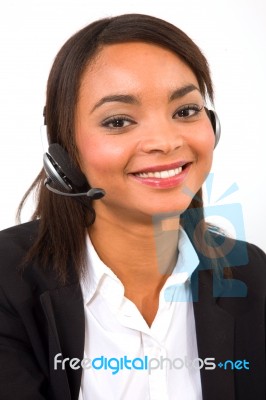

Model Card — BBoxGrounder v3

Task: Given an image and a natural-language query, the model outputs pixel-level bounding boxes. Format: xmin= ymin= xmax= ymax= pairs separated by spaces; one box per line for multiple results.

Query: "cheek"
xmin=76 ymin=133 xmax=127 ymax=185
xmin=187 ymin=123 xmax=215 ymax=189
xmin=192 ymin=122 xmax=215 ymax=163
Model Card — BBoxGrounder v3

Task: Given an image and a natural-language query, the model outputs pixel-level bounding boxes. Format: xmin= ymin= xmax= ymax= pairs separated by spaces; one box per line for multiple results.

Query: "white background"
xmin=0 ymin=0 xmax=265 ymax=251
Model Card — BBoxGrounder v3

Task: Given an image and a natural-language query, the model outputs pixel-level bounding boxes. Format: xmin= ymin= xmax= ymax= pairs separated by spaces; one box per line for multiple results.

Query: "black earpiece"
xmin=43 ymin=143 xmax=105 ymax=199
xmin=205 ymin=107 xmax=221 ymax=148
xmin=43 ymin=143 xmax=88 ymax=191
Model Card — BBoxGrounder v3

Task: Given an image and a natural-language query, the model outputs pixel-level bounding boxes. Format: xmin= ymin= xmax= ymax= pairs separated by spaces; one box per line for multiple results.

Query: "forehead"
xmin=79 ymin=42 xmax=199 ymax=98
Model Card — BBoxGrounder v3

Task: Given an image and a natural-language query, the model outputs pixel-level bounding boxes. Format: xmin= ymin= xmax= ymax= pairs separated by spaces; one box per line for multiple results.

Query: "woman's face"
xmin=75 ymin=42 xmax=215 ymax=223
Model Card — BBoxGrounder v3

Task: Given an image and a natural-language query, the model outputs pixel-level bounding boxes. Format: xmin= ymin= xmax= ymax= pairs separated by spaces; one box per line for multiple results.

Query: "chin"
xmin=141 ymin=199 xmax=194 ymax=219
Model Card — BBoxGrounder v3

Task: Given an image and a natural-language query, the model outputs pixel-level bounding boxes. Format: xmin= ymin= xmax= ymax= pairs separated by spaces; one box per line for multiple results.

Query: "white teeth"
xmin=160 ymin=170 xmax=169 ymax=178
xmin=135 ymin=167 xmax=183 ymax=179
xmin=168 ymin=169 xmax=175 ymax=177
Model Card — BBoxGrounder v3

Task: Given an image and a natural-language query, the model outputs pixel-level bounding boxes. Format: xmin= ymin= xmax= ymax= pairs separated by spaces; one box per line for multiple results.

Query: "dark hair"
xmin=18 ymin=13 xmax=221 ymax=284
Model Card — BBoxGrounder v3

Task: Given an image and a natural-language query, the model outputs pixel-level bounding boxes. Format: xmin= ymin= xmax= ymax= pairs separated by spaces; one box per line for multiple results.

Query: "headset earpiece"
xmin=205 ymin=107 xmax=221 ymax=148
xmin=43 ymin=143 xmax=88 ymax=192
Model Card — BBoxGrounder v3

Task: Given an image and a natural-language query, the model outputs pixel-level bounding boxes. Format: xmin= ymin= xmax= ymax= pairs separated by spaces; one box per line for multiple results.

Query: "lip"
xmin=131 ymin=160 xmax=189 ymax=174
xmin=129 ymin=162 xmax=192 ymax=189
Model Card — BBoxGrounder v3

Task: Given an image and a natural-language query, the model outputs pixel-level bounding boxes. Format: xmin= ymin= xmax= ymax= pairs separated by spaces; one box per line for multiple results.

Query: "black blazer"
xmin=0 ymin=221 xmax=265 ymax=400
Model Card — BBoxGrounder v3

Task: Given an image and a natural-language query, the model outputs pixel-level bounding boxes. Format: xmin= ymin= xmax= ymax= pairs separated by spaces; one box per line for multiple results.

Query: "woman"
xmin=0 ymin=13 xmax=265 ymax=400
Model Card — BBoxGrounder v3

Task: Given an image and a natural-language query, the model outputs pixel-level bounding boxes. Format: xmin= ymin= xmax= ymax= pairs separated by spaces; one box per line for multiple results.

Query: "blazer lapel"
xmin=40 ymin=283 xmax=85 ymax=400
xmin=192 ymin=269 xmax=236 ymax=400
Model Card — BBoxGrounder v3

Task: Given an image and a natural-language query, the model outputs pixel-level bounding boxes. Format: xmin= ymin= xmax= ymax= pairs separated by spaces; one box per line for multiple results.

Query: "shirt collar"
xmin=81 ymin=234 xmax=122 ymax=305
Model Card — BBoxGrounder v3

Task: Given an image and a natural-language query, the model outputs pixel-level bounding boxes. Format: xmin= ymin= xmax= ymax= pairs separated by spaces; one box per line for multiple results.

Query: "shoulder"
xmin=0 ymin=220 xmax=39 ymax=251
xmin=246 ymin=240 xmax=266 ymax=263
xmin=210 ymin=231 xmax=266 ymax=294
xmin=0 ymin=219 xmax=38 ymax=269
xmin=0 ymin=220 xmax=39 ymax=266
xmin=0 ymin=220 xmax=43 ymax=291
xmin=0 ymin=220 xmax=75 ymax=296
xmin=195 ymin=229 xmax=266 ymax=289
xmin=206 ymin=229 xmax=266 ymax=267
xmin=231 ymin=239 xmax=266 ymax=295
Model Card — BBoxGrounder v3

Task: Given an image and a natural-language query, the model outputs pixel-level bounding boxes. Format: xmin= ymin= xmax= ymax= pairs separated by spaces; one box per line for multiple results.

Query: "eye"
xmin=173 ymin=104 xmax=203 ymax=119
xmin=101 ymin=115 xmax=136 ymax=130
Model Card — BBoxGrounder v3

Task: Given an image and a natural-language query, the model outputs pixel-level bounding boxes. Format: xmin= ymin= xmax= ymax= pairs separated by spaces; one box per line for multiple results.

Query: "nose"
xmin=139 ymin=119 xmax=184 ymax=154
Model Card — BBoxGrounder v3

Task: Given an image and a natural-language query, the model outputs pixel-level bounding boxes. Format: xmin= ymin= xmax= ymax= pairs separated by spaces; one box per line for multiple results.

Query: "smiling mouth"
xmin=133 ymin=163 xmax=191 ymax=179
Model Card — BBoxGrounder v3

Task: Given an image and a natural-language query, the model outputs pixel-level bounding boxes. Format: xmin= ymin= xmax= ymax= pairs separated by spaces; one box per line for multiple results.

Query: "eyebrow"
xmin=91 ymin=84 xmax=200 ymax=113
xmin=91 ymin=94 xmax=139 ymax=113
xmin=169 ymin=84 xmax=200 ymax=102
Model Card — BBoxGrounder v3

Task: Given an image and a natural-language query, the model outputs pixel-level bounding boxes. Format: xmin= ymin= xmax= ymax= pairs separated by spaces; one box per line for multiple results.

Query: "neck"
xmin=88 ymin=209 xmax=180 ymax=326
xmin=88 ymin=210 xmax=180 ymax=293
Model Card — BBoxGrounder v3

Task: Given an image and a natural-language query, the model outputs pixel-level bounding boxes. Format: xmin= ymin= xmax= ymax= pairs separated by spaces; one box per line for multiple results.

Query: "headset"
xmin=206 ymin=108 xmax=221 ymax=148
xmin=43 ymin=143 xmax=105 ymax=199
xmin=43 ymin=108 xmax=221 ymax=198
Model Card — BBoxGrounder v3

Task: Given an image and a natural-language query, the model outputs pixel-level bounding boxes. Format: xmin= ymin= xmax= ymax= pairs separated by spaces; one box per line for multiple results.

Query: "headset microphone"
xmin=44 ymin=179 xmax=105 ymax=199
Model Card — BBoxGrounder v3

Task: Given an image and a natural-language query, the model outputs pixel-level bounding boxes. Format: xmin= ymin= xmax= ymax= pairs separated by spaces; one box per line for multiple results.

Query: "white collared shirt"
xmin=78 ymin=228 xmax=202 ymax=400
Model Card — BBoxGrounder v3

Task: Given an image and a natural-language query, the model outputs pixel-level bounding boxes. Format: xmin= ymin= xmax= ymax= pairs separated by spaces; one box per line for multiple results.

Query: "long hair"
xmin=18 ymin=13 xmax=222 ymax=284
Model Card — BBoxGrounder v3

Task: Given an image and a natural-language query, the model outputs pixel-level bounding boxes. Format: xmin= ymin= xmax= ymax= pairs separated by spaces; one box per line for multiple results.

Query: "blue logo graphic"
xmin=217 ymin=360 xmax=250 ymax=370
xmin=152 ymin=173 xmax=249 ymax=301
